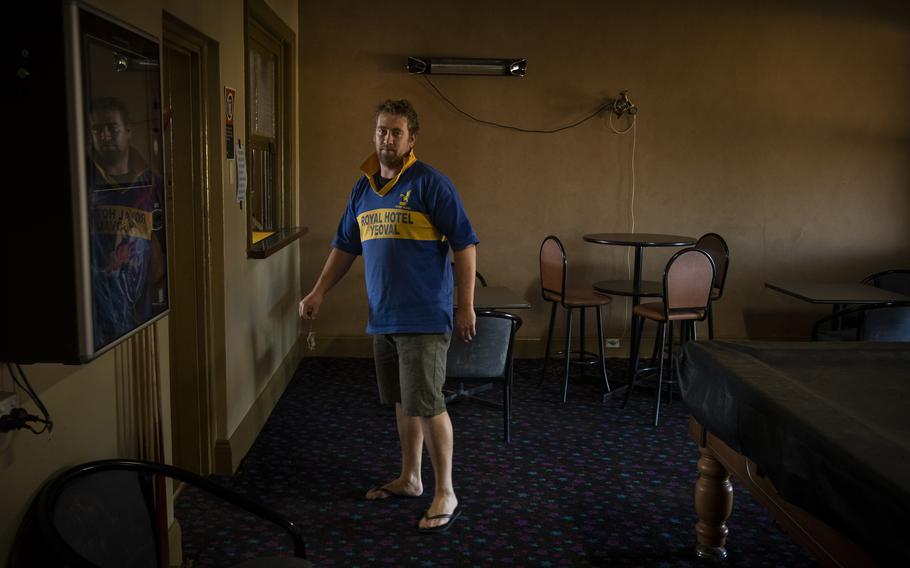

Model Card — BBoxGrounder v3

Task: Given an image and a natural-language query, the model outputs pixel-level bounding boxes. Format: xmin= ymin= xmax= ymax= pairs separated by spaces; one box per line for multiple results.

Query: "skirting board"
xmin=213 ymin=336 xmax=303 ymax=474
xmin=295 ymin=334 xmax=659 ymax=359
xmin=168 ymin=518 xmax=182 ymax=568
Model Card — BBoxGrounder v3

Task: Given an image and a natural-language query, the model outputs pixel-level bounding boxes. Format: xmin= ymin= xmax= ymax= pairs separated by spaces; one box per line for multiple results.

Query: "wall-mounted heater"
xmin=407 ymin=57 xmax=527 ymax=77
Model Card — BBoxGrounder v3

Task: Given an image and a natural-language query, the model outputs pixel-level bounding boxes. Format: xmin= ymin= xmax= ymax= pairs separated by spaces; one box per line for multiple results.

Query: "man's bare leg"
xmin=365 ymin=403 xmax=424 ymax=499
xmin=418 ymin=410 xmax=458 ymax=529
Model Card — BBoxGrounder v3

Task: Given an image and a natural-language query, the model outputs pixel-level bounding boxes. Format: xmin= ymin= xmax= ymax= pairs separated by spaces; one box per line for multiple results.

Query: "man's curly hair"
xmin=375 ymin=99 xmax=419 ymax=135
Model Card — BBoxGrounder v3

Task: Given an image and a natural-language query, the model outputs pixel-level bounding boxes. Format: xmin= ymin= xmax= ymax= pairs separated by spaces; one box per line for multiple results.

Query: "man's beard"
xmin=376 ymin=149 xmax=405 ymax=169
xmin=96 ymin=147 xmax=128 ymax=170
xmin=378 ymin=151 xmax=404 ymax=170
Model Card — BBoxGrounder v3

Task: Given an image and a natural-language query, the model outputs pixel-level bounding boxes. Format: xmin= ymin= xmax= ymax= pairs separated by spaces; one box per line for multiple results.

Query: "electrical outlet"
xmin=0 ymin=391 xmax=20 ymax=416
xmin=605 ymin=338 xmax=621 ymax=349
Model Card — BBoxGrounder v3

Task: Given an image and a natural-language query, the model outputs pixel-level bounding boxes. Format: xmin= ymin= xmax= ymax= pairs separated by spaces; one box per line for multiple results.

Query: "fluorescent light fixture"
xmin=407 ymin=57 xmax=527 ymax=77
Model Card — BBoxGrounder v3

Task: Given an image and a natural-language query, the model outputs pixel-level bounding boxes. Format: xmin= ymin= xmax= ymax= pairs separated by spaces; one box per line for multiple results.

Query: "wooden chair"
xmin=538 ymin=235 xmax=612 ymax=402
xmin=622 ymin=248 xmax=715 ymax=426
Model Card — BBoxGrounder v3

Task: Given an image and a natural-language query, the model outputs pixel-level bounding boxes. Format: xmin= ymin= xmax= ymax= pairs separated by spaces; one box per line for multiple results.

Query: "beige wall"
xmin=298 ymin=0 xmax=910 ymax=351
xmin=157 ymin=0 xmax=301 ymax=441
xmin=177 ymin=0 xmax=301 ymax=438
xmin=0 ymin=0 xmax=300 ymax=559
xmin=0 ymin=352 xmax=122 ymax=557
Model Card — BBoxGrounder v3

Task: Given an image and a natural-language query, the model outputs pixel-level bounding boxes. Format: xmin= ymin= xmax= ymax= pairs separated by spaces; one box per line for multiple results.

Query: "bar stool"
xmin=695 ymin=233 xmax=729 ymax=339
xmin=539 ymin=235 xmax=612 ymax=402
xmin=622 ymin=247 xmax=715 ymax=425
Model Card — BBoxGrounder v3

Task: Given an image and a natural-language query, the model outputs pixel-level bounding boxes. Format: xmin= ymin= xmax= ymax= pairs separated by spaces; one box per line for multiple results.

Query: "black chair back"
xmin=861 ymin=303 xmax=910 ymax=341
xmin=447 ymin=312 xmax=518 ymax=379
xmin=49 ymin=470 xmax=159 ymax=568
xmin=864 ymin=269 xmax=910 ymax=296
xmin=16 ymin=459 xmax=310 ymax=568
xmin=813 ymin=301 xmax=910 ymax=342
xmin=446 ymin=311 xmax=522 ymax=442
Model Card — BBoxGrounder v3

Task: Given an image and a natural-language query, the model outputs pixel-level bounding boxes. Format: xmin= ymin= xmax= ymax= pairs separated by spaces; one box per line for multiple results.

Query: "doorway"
xmin=162 ymin=15 xmax=225 ymax=475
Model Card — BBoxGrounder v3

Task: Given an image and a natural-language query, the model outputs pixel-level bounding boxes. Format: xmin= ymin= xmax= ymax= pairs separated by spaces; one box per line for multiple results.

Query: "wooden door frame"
xmin=162 ymin=13 xmax=226 ymax=475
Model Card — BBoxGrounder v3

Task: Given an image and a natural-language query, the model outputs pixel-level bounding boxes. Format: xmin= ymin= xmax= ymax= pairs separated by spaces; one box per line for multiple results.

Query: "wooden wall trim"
xmin=213 ymin=336 xmax=302 ymax=474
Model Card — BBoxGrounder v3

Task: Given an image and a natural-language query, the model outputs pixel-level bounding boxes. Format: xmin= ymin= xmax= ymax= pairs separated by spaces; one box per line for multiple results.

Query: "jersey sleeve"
xmin=330 ymin=182 xmax=363 ymax=256
xmin=428 ymin=176 xmax=479 ymax=251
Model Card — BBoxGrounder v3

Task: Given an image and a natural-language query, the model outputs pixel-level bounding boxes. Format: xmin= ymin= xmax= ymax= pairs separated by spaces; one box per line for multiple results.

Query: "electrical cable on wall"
xmin=608 ymin=112 xmax=637 ymax=272
xmin=422 ymin=75 xmax=640 ymax=347
xmin=1 ymin=363 xmax=53 ymax=434
xmin=423 ymin=76 xmax=616 ymax=134
xmin=608 ymin=109 xmax=638 ymax=343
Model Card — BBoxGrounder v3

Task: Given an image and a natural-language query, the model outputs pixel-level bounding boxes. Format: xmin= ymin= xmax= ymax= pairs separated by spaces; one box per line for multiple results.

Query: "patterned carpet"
xmin=176 ymin=357 xmax=814 ymax=567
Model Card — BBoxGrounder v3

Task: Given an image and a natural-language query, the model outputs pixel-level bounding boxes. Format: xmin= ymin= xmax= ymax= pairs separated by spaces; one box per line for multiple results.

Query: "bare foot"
xmin=418 ymin=493 xmax=459 ymax=529
xmin=365 ymin=477 xmax=423 ymax=500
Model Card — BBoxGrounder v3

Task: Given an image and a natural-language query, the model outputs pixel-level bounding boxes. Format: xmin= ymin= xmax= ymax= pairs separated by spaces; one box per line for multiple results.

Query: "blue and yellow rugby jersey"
xmin=332 ymin=152 xmax=478 ymax=334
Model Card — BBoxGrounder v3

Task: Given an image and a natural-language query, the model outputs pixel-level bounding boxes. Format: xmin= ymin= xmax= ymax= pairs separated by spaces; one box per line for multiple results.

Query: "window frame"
xmin=243 ymin=0 xmax=302 ymax=258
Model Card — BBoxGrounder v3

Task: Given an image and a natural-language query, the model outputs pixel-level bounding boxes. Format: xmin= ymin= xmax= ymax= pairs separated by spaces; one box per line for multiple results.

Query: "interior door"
xmin=162 ymin=40 xmax=209 ymax=475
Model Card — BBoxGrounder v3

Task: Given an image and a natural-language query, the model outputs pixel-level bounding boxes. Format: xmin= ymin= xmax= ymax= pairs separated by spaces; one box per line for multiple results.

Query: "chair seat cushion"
xmin=553 ymin=288 xmax=612 ymax=307
xmin=633 ymin=301 xmax=705 ymax=321
xmin=544 ymin=289 xmax=612 ymax=306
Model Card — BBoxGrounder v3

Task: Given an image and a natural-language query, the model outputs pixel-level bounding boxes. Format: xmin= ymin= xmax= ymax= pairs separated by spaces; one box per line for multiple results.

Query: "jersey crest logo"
xmin=397 ymin=190 xmax=412 ymax=209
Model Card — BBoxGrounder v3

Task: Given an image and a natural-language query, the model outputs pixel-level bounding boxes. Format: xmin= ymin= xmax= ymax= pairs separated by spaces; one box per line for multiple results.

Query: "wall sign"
xmin=225 ymin=86 xmax=235 ymax=159
xmin=236 ymin=140 xmax=247 ymax=204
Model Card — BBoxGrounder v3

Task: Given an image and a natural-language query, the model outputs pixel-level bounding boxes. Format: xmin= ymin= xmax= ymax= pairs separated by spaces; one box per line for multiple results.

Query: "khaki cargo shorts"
xmin=373 ymin=333 xmax=451 ymax=417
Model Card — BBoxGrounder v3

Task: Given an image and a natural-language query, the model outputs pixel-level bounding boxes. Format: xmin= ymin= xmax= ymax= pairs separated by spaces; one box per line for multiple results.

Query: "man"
xmin=298 ymin=99 xmax=477 ymax=533
xmin=88 ymin=96 xmax=167 ymax=348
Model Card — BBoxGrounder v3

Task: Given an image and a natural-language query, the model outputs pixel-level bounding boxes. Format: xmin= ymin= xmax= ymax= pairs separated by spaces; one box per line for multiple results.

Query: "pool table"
xmin=678 ymin=341 xmax=910 ymax=567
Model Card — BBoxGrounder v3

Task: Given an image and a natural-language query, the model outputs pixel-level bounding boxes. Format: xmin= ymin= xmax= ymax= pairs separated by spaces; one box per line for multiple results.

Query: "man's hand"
xmin=298 ymin=290 xmax=324 ymax=320
xmin=297 ymin=248 xmax=358 ymax=320
xmin=454 ymin=306 xmax=476 ymax=342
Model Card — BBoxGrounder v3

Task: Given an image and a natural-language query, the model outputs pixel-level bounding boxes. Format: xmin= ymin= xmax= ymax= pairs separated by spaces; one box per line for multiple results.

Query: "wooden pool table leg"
xmin=694 ymin=445 xmax=733 ymax=560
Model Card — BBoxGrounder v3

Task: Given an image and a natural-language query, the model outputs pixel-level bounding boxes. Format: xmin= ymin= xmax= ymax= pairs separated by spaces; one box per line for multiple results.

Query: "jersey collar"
xmin=360 ymin=151 xmax=417 ymax=196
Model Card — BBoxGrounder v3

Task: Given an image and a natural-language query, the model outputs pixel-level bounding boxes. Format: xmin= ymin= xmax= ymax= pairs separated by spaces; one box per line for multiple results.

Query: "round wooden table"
xmin=584 ymin=233 xmax=696 ymax=397
xmin=584 ymin=233 xmax=695 ymax=306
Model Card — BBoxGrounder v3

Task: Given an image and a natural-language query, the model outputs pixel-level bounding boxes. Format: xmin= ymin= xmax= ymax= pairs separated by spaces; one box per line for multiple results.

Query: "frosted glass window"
xmin=249 ymin=48 xmax=276 ymax=138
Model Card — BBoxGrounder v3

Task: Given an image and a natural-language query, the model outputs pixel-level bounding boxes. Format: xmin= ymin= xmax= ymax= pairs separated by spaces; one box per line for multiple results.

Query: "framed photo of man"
xmin=81 ymin=7 xmax=169 ymax=353
xmin=5 ymin=2 xmax=168 ymax=363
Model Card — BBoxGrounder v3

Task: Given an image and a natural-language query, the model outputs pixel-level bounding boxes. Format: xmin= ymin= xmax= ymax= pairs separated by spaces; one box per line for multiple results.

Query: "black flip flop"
xmin=418 ymin=505 xmax=463 ymax=534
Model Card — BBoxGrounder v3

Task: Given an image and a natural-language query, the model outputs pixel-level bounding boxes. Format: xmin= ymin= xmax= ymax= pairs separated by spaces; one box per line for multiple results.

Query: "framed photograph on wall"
xmin=80 ymin=6 xmax=169 ymax=353
xmin=3 ymin=1 xmax=168 ymax=363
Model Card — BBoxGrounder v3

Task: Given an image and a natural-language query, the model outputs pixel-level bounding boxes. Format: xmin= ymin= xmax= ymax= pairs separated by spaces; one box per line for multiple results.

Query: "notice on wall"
xmin=225 ymin=87 xmax=235 ymax=160
xmin=236 ymin=140 xmax=247 ymax=204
